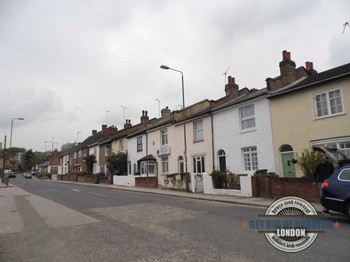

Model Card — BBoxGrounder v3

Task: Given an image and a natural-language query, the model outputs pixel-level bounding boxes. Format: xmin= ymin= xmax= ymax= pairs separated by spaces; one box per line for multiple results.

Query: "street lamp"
xmin=160 ymin=65 xmax=189 ymax=192
xmin=44 ymin=138 xmax=56 ymax=152
xmin=10 ymin=117 xmax=24 ymax=148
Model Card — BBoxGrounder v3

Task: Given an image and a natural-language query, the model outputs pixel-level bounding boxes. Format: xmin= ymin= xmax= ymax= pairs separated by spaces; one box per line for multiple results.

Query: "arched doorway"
xmin=218 ymin=150 xmax=226 ymax=172
xmin=280 ymin=144 xmax=296 ymax=177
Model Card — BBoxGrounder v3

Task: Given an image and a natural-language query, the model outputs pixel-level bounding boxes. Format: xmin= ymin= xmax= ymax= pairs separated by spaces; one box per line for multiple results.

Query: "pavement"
xmin=1 ymin=178 xmax=324 ymax=212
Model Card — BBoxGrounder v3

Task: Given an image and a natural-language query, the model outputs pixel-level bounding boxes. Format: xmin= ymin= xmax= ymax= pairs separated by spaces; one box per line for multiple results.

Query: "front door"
xmin=281 ymin=152 xmax=296 ymax=177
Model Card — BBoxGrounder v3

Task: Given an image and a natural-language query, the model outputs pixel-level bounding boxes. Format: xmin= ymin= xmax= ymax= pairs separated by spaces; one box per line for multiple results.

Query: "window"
xmin=148 ymin=161 xmax=155 ymax=174
xmin=137 ymin=136 xmax=143 ymax=152
xmin=194 ymin=120 xmax=204 ymax=142
xmin=119 ymin=140 xmax=124 ymax=151
xmin=74 ymin=152 xmax=77 ymax=159
xmin=162 ymin=157 xmax=169 ymax=173
xmin=161 ymin=128 xmax=168 ymax=145
xmin=128 ymin=161 xmax=131 ymax=175
xmin=105 ymin=145 xmax=111 ymax=156
xmin=240 ymin=105 xmax=255 ymax=130
xmin=93 ymin=146 xmax=97 ymax=155
xmin=242 ymin=147 xmax=258 ymax=171
xmin=193 ymin=156 xmax=205 ymax=173
xmin=315 ymin=89 xmax=343 ymax=117
xmin=339 ymin=169 xmax=350 ymax=181
xmin=218 ymin=150 xmax=226 ymax=172
xmin=78 ymin=150 xmax=82 ymax=158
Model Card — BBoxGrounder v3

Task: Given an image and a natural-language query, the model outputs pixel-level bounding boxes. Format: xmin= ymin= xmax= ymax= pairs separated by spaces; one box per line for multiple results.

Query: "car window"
xmin=338 ymin=168 xmax=350 ymax=181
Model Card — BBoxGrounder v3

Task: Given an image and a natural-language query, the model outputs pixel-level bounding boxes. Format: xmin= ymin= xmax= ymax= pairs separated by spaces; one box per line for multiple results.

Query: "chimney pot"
xmin=282 ymin=50 xmax=288 ymax=60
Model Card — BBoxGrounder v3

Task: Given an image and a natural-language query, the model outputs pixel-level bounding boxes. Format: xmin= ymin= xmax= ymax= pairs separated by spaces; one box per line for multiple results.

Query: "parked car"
xmin=313 ymin=146 xmax=350 ymax=218
xmin=23 ymin=172 xmax=32 ymax=179
xmin=5 ymin=169 xmax=16 ymax=178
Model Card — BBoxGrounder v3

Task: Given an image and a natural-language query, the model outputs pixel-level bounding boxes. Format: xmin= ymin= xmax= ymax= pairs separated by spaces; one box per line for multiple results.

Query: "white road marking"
xmin=73 ymin=189 xmax=81 ymax=192
xmin=87 ymin=192 xmax=107 ymax=197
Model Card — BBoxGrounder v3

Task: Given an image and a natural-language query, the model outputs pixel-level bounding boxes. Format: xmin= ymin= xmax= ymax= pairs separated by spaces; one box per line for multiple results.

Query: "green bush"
xmin=297 ymin=147 xmax=323 ymax=178
xmin=36 ymin=172 xmax=51 ymax=179
xmin=211 ymin=170 xmax=227 ymax=188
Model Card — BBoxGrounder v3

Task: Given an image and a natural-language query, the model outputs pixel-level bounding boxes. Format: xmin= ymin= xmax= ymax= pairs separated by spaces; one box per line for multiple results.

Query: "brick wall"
xmin=135 ymin=177 xmax=157 ymax=188
xmin=252 ymin=176 xmax=320 ymax=202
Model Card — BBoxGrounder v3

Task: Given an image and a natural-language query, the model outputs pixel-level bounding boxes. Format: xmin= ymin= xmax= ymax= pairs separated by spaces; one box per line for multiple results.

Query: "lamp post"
xmin=10 ymin=117 xmax=24 ymax=148
xmin=44 ymin=138 xmax=56 ymax=152
xmin=160 ymin=65 xmax=189 ymax=192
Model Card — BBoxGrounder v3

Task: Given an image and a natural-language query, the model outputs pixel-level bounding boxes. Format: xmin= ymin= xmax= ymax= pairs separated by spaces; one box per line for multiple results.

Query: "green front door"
xmin=281 ymin=152 xmax=296 ymax=177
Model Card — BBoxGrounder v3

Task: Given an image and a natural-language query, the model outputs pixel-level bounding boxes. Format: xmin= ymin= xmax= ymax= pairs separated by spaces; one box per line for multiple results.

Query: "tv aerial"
xmin=223 ymin=66 xmax=230 ymax=85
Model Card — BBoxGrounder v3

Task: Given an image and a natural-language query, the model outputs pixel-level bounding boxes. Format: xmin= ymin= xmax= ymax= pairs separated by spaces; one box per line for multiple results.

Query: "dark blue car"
xmin=313 ymin=146 xmax=350 ymax=218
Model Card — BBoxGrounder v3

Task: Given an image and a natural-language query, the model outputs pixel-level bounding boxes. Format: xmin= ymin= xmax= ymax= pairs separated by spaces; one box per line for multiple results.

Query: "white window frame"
xmin=162 ymin=157 xmax=169 ymax=173
xmin=194 ymin=120 xmax=204 ymax=142
xmin=314 ymin=88 xmax=344 ymax=118
xmin=161 ymin=128 xmax=168 ymax=146
xmin=242 ymin=146 xmax=258 ymax=171
xmin=193 ymin=156 xmax=205 ymax=173
xmin=239 ymin=104 xmax=256 ymax=131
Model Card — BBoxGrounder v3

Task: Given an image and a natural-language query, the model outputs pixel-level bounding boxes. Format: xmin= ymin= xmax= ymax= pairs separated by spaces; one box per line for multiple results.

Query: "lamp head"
xmin=160 ymin=65 xmax=170 ymax=70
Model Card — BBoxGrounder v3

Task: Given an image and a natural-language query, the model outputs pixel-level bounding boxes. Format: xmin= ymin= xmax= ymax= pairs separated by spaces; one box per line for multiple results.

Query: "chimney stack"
xmin=225 ymin=76 xmax=239 ymax=98
xmin=124 ymin=119 xmax=132 ymax=129
xmin=161 ymin=106 xmax=171 ymax=119
xmin=140 ymin=110 xmax=149 ymax=124
xmin=92 ymin=130 xmax=97 ymax=135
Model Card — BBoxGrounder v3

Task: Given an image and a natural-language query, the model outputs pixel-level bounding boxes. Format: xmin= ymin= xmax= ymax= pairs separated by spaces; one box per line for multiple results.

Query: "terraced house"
xmin=55 ymin=50 xmax=350 ymax=191
xmin=267 ymin=50 xmax=350 ymax=177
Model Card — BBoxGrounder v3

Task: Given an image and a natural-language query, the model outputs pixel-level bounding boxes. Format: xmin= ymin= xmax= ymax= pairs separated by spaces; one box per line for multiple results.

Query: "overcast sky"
xmin=1 ymin=0 xmax=349 ymax=152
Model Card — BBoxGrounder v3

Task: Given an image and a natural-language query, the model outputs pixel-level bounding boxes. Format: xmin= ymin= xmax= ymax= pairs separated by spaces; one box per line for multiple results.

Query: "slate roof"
xmin=268 ymin=63 xmax=350 ymax=98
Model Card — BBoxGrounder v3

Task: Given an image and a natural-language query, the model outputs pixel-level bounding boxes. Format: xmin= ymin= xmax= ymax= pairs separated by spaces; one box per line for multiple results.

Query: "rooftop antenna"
xmin=156 ymin=99 xmax=161 ymax=117
xmin=343 ymin=21 xmax=350 ymax=33
xmin=106 ymin=110 xmax=111 ymax=126
xmin=121 ymin=105 xmax=127 ymax=124
xmin=223 ymin=66 xmax=230 ymax=85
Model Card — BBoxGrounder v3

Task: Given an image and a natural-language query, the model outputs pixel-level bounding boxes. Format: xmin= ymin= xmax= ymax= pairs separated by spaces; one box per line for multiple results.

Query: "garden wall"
xmin=251 ymin=176 xmax=320 ymax=202
xmin=135 ymin=176 xmax=157 ymax=188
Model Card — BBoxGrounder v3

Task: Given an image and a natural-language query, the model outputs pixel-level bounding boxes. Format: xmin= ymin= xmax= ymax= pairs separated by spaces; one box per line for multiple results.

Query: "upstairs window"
xmin=240 ymin=105 xmax=255 ymax=130
xmin=194 ymin=120 xmax=204 ymax=142
xmin=315 ymin=89 xmax=343 ymax=118
xmin=137 ymin=136 xmax=143 ymax=152
xmin=161 ymin=128 xmax=168 ymax=145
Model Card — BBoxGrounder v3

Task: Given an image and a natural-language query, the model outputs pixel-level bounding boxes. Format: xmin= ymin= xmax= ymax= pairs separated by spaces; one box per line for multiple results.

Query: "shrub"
xmin=297 ymin=147 xmax=323 ymax=178
xmin=211 ymin=170 xmax=227 ymax=188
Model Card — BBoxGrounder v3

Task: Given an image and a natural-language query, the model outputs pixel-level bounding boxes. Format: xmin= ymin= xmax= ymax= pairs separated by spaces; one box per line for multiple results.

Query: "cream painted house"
xmin=268 ymin=50 xmax=350 ymax=177
xmin=146 ymin=101 xmax=214 ymax=191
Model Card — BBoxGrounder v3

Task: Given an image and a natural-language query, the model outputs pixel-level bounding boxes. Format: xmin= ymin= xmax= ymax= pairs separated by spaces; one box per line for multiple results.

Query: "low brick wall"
xmin=272 ymin=177 xmax=320 ymax=202
xmin=135 ymin=176 xmax=157 ymax=188
xmin=252 ymin=176 xmax=320 ymax=202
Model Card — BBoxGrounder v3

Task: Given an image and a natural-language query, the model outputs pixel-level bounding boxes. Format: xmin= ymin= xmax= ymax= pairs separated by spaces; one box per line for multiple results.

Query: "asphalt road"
xmin=1 ymin=175 xmax=349 ymax=262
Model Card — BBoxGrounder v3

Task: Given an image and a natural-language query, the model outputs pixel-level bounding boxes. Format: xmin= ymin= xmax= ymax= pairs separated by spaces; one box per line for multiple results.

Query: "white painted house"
xmin=212 ymin=77 xmax=275 ymax=175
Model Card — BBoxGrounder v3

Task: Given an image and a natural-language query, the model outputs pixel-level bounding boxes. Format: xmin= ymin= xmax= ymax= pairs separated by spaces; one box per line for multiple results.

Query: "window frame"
xmin=242 ymin=146 xmax=258 ymax=171
xmin=193 ymin=156 xmax=205 ymax=174
xmin=160 ymin=128 xmax=168 ymax=146
xmin=314 ymin=88 xmax=344 ymax=118
xmin=162 ymin=156 xmax=169 ymax=173
xmin=193 ymin=120 xmax=204 ymax=142
xmin=239 ymin=104 xmax=256 ymax=131
xmin=137 ymin=136 xmax=143 ymax=152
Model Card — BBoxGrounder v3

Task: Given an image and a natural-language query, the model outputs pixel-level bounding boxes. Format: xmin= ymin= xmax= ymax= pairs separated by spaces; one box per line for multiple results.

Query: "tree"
xmin=296 ymin=147 xmax=323 ymax=178
xmin=84 ymin=155 xmax=96 ymax=175
xmin=23 ymin=149 xmax=35 ymax=171
xmin=106 ymin=152 xmax=128 ymax=176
